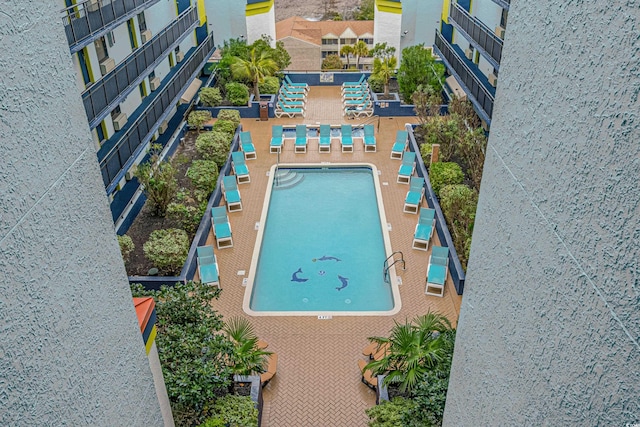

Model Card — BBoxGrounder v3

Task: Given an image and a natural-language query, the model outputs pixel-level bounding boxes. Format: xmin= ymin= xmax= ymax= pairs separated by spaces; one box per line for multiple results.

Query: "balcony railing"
xmin=62 ymin=0 xmax=160 ymax=54
xmin=449 ymin=2 xmax=503 ymax=69
xmin=82 ymin=7 xmax=199 ymax=128
xmin=434 ymin=31 xmax=494 ymax=123
xmin=99 ymin=33 xmax=216 ymax=193
xmin=490 ymin=0 xmax=510 ymax=10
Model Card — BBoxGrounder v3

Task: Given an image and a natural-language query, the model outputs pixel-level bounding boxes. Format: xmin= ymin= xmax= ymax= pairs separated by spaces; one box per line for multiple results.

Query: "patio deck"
xmin=200 ymin=86 xmax=462 ymax=426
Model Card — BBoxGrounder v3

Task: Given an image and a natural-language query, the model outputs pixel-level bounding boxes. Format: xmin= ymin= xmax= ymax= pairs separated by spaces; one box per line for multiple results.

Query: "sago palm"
xmin=230 ymin=48 xmax=278 ymax=99
xmin=364 ymin=311 xmax=453 ymax=393
xmin=223 ymin=316 xmax=272 ymax=376
xmin=372 ymin=56 xmax=397 ymax=96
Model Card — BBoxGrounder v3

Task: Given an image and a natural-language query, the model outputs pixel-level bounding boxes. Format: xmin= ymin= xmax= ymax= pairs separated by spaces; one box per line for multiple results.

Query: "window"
xmin=322 ymin=38 xmax=338 ymax=45
xmin=110 ymin=105 xmax=122 ymax=120
xmin=137 ymin=12 xmax=147 ymax=32
xmin=106 ymin=31 xmax=115 ymax=48
xmin=500 ymin=9 xmax=508 ymax=28
xmin=96 ymin=121 xmax=106 ymax=144
xmin=94 ymin=37 xmax=108 ymax=62
xmin=322 ymin=51 xmax=339 ymax=58
xmin=77 ymin=48 xmax=92 ymax=86
xmin=360 ymin=38 xmax=373 ymax=45
xmin=340 ymin=38 xmax=356 ymax=45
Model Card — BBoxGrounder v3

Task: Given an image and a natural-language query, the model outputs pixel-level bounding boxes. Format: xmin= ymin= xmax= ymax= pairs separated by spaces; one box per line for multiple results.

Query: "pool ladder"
xmin=383 ymin=251 xmax=405 ymax=283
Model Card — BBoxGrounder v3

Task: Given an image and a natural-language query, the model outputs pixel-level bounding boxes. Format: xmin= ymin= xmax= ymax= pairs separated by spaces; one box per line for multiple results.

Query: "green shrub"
xmin=186 ymin=160 xmax=219 ymax=202
xmin=199 ymin=87 xmax=222 ymax=107
xmin=420 ymin=143 xmax=433 ymax=165
xmin=368 ymin=74 xmax=384 ymax=93
xmin=166 ymin=203 xmax=201 ymax=233
xmin=365 ymin=398 xmax=417 ymax=427
xmin=258 ymin=76 xmax=280 ymax=94
xmin=198 ymin=417 xmax=226 ymax=427
xmin=429 ymin=162 xmax=464 ymax=197
xmin=117 ymin=235 xmax=135 ymax=263
xmin=196 ymin=131 xmax=232 ymax=162
xmin=187 ymin=110 xmax=212 ymax=132
xmin=143 ymin=228 xmax=189 ymax=274
xmin=212 ymin=119 xmax=237 ymax=137
xmin=225 ymin=82 xmax=250 ymax=106
xmin=206 ymin=395 xmax=258 ymax=427
xmin=322 ymin=54 xmax=344 ymax=70
xmin=439 ymin=184 xmax=477 ymax=269
xmin=135 ymin=161 xmax=179 ymax=217
xmin=217 ymin=109 xmax=241 ymax=129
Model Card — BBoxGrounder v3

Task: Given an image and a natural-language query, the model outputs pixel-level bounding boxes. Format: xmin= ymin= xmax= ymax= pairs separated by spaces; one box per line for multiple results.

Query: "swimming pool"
xmin=243 ymin=164 xmax=401 ymax=316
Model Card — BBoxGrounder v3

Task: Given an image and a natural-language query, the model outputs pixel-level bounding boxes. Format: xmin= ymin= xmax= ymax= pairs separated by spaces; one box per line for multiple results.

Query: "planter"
xmin=233 ymin=375 xmax=263 ymax=427
xmin=196 ymin=94 xmax=276 ymax=119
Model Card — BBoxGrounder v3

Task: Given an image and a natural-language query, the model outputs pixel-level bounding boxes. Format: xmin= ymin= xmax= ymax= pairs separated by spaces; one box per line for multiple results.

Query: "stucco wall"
xmin=443 ymin=0 xmax=640 ymax=425
xmin=0 ymin=3 xmax=163 ymax=425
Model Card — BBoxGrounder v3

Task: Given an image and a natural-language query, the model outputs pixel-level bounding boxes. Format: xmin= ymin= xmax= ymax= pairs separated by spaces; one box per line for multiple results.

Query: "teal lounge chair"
xmin=270 ymin=125 xmax=283 ymax=153
xmin=210 ymin=206 xmax=233 ymax=249
xmin=390 ymin=130 xmax=408 ymax=159
xmin=222 ymin=175 xmax=242 ymax=212
xmin=342 ymin=74 xmax=366 ymax=88
xmin=282 ymin=81 xmax=307 ymax=94
xmin=240 ymin=131 xmax=256 ymax=160
xmin=425 ymin=246 xmax=449 ymax=297
xmin=344 ymin=94 xmax=370 ymax=106
xmin=275 ymin=100 xmax=304 ymax=118
xmin=295 ymin=124 xmax=308 ymax=153
xmin=412 ymin=207 xmax=435 ymax=251
xmin=196 ymin=245 xmax=220 ymax=288
xmin=345 ymin=99 xmax=373 ymax=118
xmin=319 ymin=124 xmax=332 ymax=153
xmin=231 ymin=151 xmax=250 ymax=184
xmin=404 ymin=177 xmax=425 ymax=213
xmin=341 ymin=124 xmax=353 ymax=152
xmin=342 ymin=83 xmax=368 ymax=93
xmin=342 ymin=89 xmax=369 ymax=101
xmin=397 ymin=151 xmax=416 ymax=184
xmin=279 ymin=90 xmax=306 ymax=102
xmin=284 ymin=75 xmax=309 ymax=90
xmin=280 ymin=97 xmax=305 ymax=107
xmin=364 ymin=124 xmax=376 ymax=152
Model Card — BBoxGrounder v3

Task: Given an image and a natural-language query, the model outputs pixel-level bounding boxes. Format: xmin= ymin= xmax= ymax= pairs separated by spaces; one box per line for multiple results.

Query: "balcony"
xmin=449 ymin=2 xmax=503 ymax=70
xmin=82 ymin=7 xmax=199 ymax=128
xmin=62 ymin=0 xmax=160 ymax=54
xmin=98 ymin=33 xmax=216 ymax=193
xmin=433 ymin=31 xmax=494 ymax=124
xmin=490 ymin=0 xmax=510 ymax=10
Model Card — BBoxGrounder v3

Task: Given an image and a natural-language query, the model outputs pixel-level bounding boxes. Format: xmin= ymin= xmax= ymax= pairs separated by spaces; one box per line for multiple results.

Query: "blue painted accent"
xmin=286 ymin=72 xmax=371 ymax=86
xmin=96 ymin=121 xmax=105 ymax=141
xmin=441 ymin=22 xmax=454 ymax=42
xmin=77 ymin=48 xmax=91 ymax=86
xmin=406 ymin=124 xmax=465 ymax=294
xmin=195 ymin=22 xmax=208 ymax=45
xmin=457 ymin=0 xmax=471 ymax=11
xmin=176 ymin=0 xmax=191 ymax=14
xmin=141 ymin=308 xmax=156 ymax=344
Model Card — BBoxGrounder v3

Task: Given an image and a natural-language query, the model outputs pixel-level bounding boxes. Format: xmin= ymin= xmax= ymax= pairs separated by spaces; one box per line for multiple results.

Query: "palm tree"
xmin=364 ymin=311 xmax=453 ymax=393
xmin=230 ymin=48 xmax=278 ymax=99
xmin=372 ymin=55 xmax=397 ymax=96
xmin=352 ymin=40 xmax=369 ymax=69
xmin=340 ymin=44 xmax=355 ymax=69
xmin=223 ymin=317 xmax=272 ymax=376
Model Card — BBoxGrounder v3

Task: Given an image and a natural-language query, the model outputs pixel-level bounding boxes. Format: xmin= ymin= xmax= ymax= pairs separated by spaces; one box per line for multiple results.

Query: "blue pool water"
xmin=249 ymin=167 xmax=394 ymax=312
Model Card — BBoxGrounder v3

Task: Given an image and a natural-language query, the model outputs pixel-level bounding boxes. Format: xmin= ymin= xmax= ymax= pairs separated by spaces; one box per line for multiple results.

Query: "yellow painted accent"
xmin=84 ymin=47 xmax=95 ymax=83
xmin=375 ymin=0 xmax=402 ymax=14
xmin=145 ymin=325 xmax=157 ymax=355
xmin=128 ymin=19 xmax=139 ymax=49
xmin=197 ymin=0 xmax=206 ymax=26
xmin=441 ymin=0 xmax=451 ymax=24
xmin=245 ymin=0 xmax=274 ymax=16
xmin=474 ymin=50 xmax=480 ymax=64
xmin=100 ymin=121 xmax=108 ymax=141
xmin=140 ymin=81 xmax=148 ymax=97
xmin=169 ymin=53 xmax=175 ymax=67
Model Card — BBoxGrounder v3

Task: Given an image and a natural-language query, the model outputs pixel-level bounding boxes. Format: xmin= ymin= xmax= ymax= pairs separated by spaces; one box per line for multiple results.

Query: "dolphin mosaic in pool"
xmin=291 ymin=268 xmax=309 ymax=282
xmin=336 ymin=275 xmax=349 ymax=291
xmin=318 ymin=255 xmax=342 ymax=262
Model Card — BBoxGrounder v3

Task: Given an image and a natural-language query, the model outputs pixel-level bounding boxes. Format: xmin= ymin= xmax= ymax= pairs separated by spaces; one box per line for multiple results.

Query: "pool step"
xmin=274 ymin=170 xmax=305 ymax=189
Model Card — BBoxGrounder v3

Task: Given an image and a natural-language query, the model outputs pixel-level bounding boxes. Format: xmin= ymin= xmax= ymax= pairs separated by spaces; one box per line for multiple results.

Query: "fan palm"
xmin=340 ymin=44 xmax=355 ymax=69
xmin=223 ymin=316 xmax=272 ymax=376
xmin=372 ymin=56 xmax=397 ymax=96
xmin=352 ymin=40 xmax=369 ymax=69
xmin=364 ymin=311 xmax=453 ymax=393
xmin=230 ymin=48 xmax=278 ymax=99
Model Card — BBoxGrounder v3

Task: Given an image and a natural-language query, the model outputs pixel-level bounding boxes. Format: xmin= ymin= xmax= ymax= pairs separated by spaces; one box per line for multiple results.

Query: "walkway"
xmin=204 ymin=86 xmax=462 ymax=426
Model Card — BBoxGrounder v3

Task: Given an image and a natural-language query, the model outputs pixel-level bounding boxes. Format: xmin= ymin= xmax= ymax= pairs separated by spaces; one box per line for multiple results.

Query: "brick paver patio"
xmin=203 ymin=86 xmax=462 ymax=426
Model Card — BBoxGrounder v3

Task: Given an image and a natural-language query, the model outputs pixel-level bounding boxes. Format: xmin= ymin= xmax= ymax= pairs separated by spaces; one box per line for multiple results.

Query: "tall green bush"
xmin=199 ymin=87 xmax=222 ymax=107
xmin=188 ymin=110 xmax=212 ymax=133
xmin=212 ymin=119 xmax=237 ymax=137
xmin=187 ymin=160 xmax=219 ymax=202
xmin=322 ymin=54 xmax=344 ymax=70
xmin=166 ymin=203 xmax=201 ymax=234
xmin=135 ymin=161 xmax=178 ymax=216
xmin=258 ymin=76 xmax=279 ymax=94
xmin=196 ymin=131 xmax=232 ymax=168
xmin=117 ymin=234 xmax=135 ymax=263
xmin=143 ymin=228 xmax=189 ymax=274
xmin=225 ymin=82 xmax=250 ymax=106
xmin=397 ymin=44 xmax=445 ymax=104
xmin=428 ymin=162 xmax=464 ymax=196
xmin=439 ymin=184 xmax=478 ymax=269
xmin=217 ymin=109 xmax=241 ymax=129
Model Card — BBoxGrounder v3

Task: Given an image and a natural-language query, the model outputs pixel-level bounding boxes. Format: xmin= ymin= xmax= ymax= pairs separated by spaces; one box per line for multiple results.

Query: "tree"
xmin=135 ymin=160 xmax=178 ymax=216
xmin=230 ymin=48 xmax=278 ymax=99
xmin=354 ymin=0 xmax=375 ymax=20
xmin=372 ymin=55 xmax=397 ymax=96
xmin=352 ymin=40 xmax=370 ymax=69
xmin=322 ymin=54 xmax=344 ymax=70
xmin=340 ymin=44 xmax=355 ymax=68
xmin=397 ymin=44 xmax=445 ymax=103
xmin=223 ymin=317 xmax=271 ymax=377
xmin=131 ymin=281 xmax=235 ymax=426
xmin=412 ymin=84 xmax=442 ymax=125
xmin=364 ymin=312 xmax=454 ymax=393
xmin=371 ymin=42 xmax=396 ymax=61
